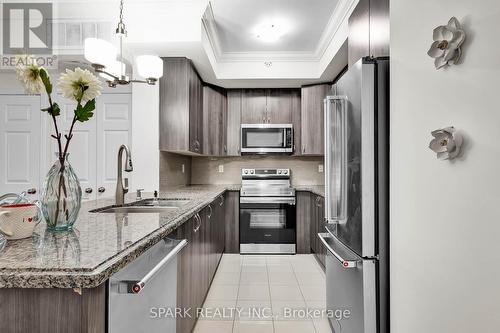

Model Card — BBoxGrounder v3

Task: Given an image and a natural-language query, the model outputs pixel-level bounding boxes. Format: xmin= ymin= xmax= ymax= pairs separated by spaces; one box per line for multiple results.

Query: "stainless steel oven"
xmin=239 ymin=168 xmax=296 ymax=254
xmin=241 ymin=124 xmax=293 ymax=154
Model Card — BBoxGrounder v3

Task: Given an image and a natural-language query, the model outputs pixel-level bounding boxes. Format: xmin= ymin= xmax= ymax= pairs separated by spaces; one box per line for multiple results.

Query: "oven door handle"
xmin=240 ymin=197 xmax=296 ymax=205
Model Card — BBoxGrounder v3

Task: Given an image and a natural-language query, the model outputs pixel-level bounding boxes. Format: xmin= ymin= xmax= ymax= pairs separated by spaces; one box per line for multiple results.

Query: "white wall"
xmin=391 ymin=1 xmax=500 ymax=332
xmin=130 ymin=64 xmax=159 ymax=193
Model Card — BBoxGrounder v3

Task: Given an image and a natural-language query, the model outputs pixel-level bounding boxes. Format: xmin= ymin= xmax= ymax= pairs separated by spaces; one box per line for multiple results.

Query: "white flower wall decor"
xmin=427 ymin=17 xmax=466 ymax=69
xmin=429 ymin=126 xmax=463 ymax=160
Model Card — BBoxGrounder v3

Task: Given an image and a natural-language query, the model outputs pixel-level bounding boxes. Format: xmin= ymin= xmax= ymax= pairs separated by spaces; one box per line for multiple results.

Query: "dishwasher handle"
xmin=123 ymin=239 xmax=188 ymax=294
xmin=318 ymin=233 xmax=358 ymax=268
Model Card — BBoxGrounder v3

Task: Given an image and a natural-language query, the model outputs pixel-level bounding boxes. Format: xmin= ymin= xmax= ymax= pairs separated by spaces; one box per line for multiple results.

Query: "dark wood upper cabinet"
xmin=203 ymin=85 xmax=227 ymax=156
xmin=240 ymin=88 xmax=299 ymax=124
xmin=241 ymin=89 xmax=267 ymax=123
xmin=300 ymin=84 xmax=330 ymax=155
xmin=348 ymin=0 xmax=389 ymax=67
xmin=159 ymin=57 xmax=203 ymax=154
xmin=226 ymin=90 xmax=242 ymax=156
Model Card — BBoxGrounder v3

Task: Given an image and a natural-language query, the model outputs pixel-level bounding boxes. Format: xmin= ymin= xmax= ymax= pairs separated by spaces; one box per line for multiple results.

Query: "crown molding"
xmin=202 ymin=0 xmax=357 ymax=63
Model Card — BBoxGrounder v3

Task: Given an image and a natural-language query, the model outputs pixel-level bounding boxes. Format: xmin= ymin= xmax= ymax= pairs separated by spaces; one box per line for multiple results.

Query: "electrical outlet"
xmin=318 ymin=164 xmax=324 ymax=173
xmin=218 ymin=165 xmax=224 ymax=173
xmin=181 ymin=164 xmax=185 ymax=174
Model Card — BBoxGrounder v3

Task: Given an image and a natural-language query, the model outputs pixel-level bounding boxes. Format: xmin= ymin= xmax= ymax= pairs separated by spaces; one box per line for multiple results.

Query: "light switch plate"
xmin=218 ymin=165 xmax=224 ymax=173
xmin=318 ymin=164 xmax=324 ymax=173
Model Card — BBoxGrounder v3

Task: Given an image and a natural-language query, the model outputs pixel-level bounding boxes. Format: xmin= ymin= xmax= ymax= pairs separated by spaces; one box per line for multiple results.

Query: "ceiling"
xmin=211 ymin=0 xmax=340 ymax=53
xmin=49 ymin=0 xmax=357 ymax=88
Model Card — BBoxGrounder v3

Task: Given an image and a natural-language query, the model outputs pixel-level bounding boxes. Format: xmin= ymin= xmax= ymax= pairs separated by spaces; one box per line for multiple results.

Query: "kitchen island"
xmin=0 ymin=185 xmax=239 ymax=333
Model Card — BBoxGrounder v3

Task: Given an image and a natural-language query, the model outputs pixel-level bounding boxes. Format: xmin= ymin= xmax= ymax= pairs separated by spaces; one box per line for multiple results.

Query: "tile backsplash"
xmin=159 ymin=152 xmax=192 ymax=189
xmin=190 ymin=155 xmax=324 ymax=185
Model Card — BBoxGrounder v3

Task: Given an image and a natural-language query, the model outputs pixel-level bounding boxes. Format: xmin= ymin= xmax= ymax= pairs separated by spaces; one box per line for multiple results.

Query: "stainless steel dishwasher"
xmin=108 ymin=237 xmax=187 ymax=333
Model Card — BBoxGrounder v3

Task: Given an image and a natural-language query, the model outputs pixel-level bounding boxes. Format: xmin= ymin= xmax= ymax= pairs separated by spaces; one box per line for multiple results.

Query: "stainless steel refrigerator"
xmin=320 ymin=57 xmax=389 ymax=333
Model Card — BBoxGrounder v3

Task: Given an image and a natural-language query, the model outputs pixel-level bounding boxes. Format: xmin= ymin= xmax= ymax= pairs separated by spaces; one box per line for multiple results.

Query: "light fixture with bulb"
xmin=84 ymin=0 xmax=163 ymax=87
xmin=254 ymin=21 xmax=287 ymax=43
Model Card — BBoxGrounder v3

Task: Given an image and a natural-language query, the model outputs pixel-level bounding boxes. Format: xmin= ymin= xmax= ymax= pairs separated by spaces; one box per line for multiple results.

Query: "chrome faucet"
xmin=116 ymin=144 xmax=133 ymax=205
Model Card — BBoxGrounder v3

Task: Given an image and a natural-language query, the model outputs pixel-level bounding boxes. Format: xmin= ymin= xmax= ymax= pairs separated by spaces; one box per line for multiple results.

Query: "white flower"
xmin=429 ymin=127 xmax=463 ymax=160
xmin=15 ymin=57 xmax=45 ymax=94
xmin=427 ymin=17 xmax=466 ymax=69
xmin=57 ymin=67 xmax=102 ymax=103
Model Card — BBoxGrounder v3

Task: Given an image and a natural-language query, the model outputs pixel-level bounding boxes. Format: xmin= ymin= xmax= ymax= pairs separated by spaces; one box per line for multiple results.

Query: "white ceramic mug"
xmin=0 ymin=203 xmax=38 ymax=240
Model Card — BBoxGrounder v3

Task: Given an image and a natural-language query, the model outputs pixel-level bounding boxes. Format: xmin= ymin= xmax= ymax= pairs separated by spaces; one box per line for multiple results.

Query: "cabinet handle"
xmin=219 ymin=195 xmax=224 ymax=207
xmin=316 ymin=196 xmax=321 ymax=207
xmin=26 ymin=188 xmax=37 ymax=195
xmin=85 ymin=188 xmax=93 ymax=194
xmin=193 ymin=213 xmax=201 ymax=233
xmin=98 ymin=187 xmax=106 ymax=193
xmin=208 ymin=204 xmax=213 ymax=220
xmin=194 ymin=140 xmax=200 ymax=152
xmin=302 ymin=146 xmax=306 ymax=154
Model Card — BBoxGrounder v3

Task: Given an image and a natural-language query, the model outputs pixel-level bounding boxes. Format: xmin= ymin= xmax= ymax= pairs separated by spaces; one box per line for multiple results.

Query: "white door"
xmin=0 ymin=95 xmax=41 ymax=198
xmin=96 ymin=94 xmax=132 ymax=199
xmin=49 ymin=95 xmax=97 ymax=201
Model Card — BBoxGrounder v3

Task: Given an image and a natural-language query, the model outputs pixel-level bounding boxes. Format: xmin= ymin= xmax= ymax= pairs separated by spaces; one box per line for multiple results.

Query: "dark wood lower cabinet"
xmin=224 ymin=191 xmax=239 ymax=253
xmin=297 ymin=191 xmax=326 ymax=270
xmin=0 ymin=285 xmax=106 ymax=333
xmin=176 ymin=194 xmax=228 ymax=333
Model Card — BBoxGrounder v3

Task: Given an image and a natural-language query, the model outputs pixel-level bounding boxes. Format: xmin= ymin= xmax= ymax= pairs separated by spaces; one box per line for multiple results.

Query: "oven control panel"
xmin=242 ymin=168 xmax=290 ymax=176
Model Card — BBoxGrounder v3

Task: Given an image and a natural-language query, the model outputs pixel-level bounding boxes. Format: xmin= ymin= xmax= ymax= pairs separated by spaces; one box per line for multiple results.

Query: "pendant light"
xmin=84 ymin=0 xmax=163 ymax=87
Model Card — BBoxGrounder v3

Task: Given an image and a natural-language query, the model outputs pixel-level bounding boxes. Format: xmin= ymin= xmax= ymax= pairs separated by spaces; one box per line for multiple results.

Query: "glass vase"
xmin=41 ymin=154 xmax=82 ymax=231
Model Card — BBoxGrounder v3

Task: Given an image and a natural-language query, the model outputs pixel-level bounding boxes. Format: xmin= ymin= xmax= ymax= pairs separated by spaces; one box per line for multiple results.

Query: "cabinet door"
xmin=176 ymin=218 xmax=195 ymax=333
xmin=224 ymin=191 xmax=240 ymax=253
xmin=310 ymin=194 xmax=318 ymax=253
xmin=317 ymin=196 xmax=326 ymax=267
xmin=188 ymin=65 xmax=203 ymax=154
xmin=241 ymin=89 xmax=266 ymax=123
xmin=226 ymin=90 xmax=241 ymax=156
xmin=96 ymin=94 xmax=132 ymax=199
xmin=0 ymin=95 xmax=41 ymax=197
xmin=296 ymin=192 xmax=311 ymax=254
xmin=266 ymin=89 xmax=294 ymax=124
xmin=300 ymin=84 xmax=330 ymax=155
xmin=203 ymin=86 xmax=227 ymax=156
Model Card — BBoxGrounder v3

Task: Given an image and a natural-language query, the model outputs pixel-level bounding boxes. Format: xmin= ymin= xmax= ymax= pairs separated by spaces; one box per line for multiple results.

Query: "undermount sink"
xmin=92 ymin=199 xmax=191 ymax=214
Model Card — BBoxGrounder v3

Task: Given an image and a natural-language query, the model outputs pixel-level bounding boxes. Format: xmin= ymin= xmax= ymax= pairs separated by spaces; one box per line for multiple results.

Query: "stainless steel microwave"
xmin=241 ymin=124 xmax=293 ymax=154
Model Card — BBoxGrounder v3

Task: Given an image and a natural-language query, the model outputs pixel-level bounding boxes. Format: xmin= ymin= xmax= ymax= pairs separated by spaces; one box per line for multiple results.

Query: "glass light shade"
xmin=99 ymin=60 xmax=126 ymax=80
xmin=136 ymin=55 xmax=163 ymax=79
xmin=84 ymin=38 xmax=117 ymax=67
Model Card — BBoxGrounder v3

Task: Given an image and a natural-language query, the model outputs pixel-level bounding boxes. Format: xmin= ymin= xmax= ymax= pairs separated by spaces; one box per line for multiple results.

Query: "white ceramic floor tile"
xmin=200 ymin=300 xmax=238 ymax=321
xmin=206 ymin=285 xmax=239 ymax=301
xmin=274 ymin=320 xmax=316 ymax=333
xmin=268 ymin=272 xmax=298 ymax=285
xmin=291 ymin=262 xmax=322 ymax=273
xmin=193 ymin=320 xmax=234 ymax=333
xmin=299 ymin=285 xmax=326 ymax=301
xmin=266 ymin=255 xmax=292 ymax=265
xmin=241 ymin=265 xmax=268 ymax=273
xmin=235 ymin=299 xmax=273 ymax=321
xmin=233 ymin=320 xmax=274 ymax=333
xmin=242 ymin=256 xmax=267 ymax=265
xmin=271 ymin=300 xmax=307 ymax=321
xmin=267 ymin=264 xmax=294 ymax=273
xmin=270 ymin=285 xmax=304 ymax=301
xmin=218 ymin=261 xmax=243 ymax=273
xmin=238 ymin=285 xmax=271 ymax=301
xmin=239 ymin=271 xmax=268 ymax=285
xmin=295 ymin=271 xmax=325 ymax=286
xmin=212 ymin=272 xmax=241 ymax=285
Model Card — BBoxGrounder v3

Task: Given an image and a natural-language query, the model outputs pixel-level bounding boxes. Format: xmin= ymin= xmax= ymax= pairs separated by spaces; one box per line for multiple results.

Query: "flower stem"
xmin=47 ymin=94 xmax=63 ymax=162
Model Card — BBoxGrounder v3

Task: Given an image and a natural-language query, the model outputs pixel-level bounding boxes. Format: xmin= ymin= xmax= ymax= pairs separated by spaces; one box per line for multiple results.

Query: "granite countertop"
xmin=0 ymin=185 xmax=239 ymax=289
xmin=294 ymin=185 xmax=325 ymax=197
xmin=0 ymin=184 xmax=322 ymax=289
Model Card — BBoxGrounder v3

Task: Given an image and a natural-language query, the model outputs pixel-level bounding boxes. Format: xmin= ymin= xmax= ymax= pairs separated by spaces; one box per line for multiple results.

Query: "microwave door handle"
xmin=283 ymin=129 xmax=287 ymax=148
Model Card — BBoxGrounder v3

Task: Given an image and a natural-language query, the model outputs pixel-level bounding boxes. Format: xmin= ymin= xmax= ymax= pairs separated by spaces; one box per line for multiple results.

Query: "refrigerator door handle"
xmin=318 ymin=233 xmax=358 ymax=268
xmin=324 ymin=95 xmax=348 ymax=224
